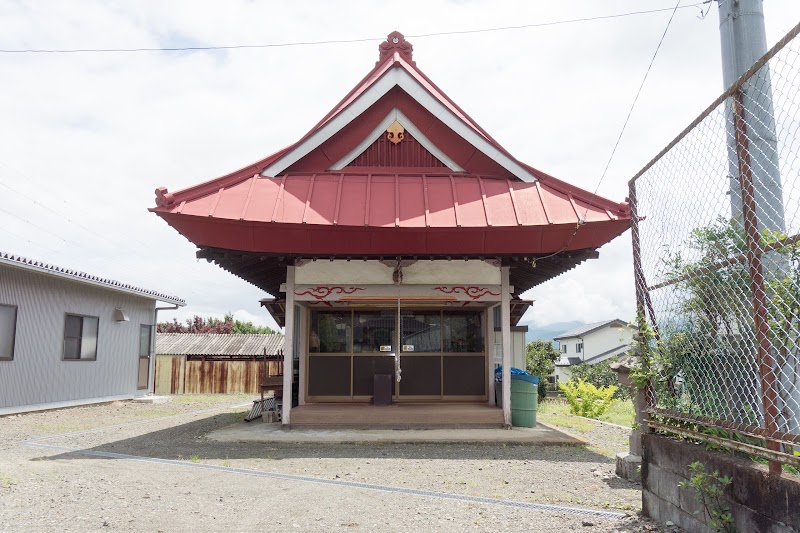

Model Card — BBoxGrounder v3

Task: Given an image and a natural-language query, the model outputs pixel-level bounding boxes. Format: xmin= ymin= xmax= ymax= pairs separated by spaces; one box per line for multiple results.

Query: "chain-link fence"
xmin=630 ymin=22 xmax=800 ymax=472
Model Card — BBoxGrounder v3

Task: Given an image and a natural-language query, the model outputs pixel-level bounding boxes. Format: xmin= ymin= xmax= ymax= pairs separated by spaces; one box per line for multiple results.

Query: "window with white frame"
xmin=0 ymin=304 xmax=17 ymax=361
xmin=560 ymin=343 xmax=567 ymax=353
xmin=576 ymin=342 xmax=583 ymax=353
xmin=63 ymin=314 xmax=99 ymax=361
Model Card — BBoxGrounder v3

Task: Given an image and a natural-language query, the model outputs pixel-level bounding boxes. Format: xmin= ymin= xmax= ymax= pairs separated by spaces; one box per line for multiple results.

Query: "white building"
xmin=0 ymin=252 xmax=184 ymax=415
xmin=552 ymin=319 xmax=634 ymax=384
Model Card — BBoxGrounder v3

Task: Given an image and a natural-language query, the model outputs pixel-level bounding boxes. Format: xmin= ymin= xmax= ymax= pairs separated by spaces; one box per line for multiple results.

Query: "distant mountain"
xmin=517 ymin=320 xmax=586 ymax=345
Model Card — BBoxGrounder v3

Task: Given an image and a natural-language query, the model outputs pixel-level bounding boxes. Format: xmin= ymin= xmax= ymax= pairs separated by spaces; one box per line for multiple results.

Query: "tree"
xmin=525 ymin=340 xmax=560 ymax=401
xmin=157 ymin=313 xmax=275 ymax=334
xmin=525 ymin=339 xmax=559 ymax=377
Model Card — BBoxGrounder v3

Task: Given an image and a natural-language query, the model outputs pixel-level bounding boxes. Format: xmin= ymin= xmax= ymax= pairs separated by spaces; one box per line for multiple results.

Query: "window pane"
xmin=353 ymin=311 xmax=395 ymax=353
xmin=80 ymin=316 xmax=98 ymax=359
xmin=64 ymin=337 xmax=80 ymax=359
xmin=400 ymin=311 xmax=440 ymax=352
xmin=139 ymin=325 xmax=152 ymax=357
xmin=65 ymin=314 xmax=82 ymax=338
xmin=309 ymin=311 xmax=350 ymax=353
xmin=0 ymin=305 xmax=16 ymax=359
xmin=443 ymin=312 xmax=484 ymax=352
xmin=138 ymin=357 xmax=149 ymax=389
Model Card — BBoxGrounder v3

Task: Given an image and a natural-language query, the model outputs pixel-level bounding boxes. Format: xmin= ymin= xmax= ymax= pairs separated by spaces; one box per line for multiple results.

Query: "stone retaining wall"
xmin=642 ymin=434 xmax=800 ymax=532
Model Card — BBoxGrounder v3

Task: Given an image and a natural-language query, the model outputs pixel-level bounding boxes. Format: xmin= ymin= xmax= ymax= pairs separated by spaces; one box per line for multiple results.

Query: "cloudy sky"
xmin=1 ymin=0 xmax=798 ymax=331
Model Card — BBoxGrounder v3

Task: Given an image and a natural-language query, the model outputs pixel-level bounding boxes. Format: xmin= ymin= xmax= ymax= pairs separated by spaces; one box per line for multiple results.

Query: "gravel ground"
xmin=0 ymin=397 xmax=681 ymax=532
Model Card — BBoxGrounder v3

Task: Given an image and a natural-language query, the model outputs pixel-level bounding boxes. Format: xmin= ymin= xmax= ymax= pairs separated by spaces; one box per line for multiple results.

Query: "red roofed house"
xmin=150 ymin=32 xmax=630 ymax=427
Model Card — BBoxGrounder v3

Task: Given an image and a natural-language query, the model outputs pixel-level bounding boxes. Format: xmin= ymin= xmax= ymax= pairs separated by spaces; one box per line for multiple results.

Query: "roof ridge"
xmin=0 ymin=250 xmax=185 ymax=306
xmin=151 ymin=32 xmax=556 ymax=211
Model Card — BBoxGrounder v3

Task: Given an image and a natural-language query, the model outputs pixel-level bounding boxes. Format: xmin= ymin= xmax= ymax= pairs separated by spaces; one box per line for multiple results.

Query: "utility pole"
xmin=718 ymin=0 xmax=798 ymax=440
xmin=718 ymin=0 xmax=785 ymax=234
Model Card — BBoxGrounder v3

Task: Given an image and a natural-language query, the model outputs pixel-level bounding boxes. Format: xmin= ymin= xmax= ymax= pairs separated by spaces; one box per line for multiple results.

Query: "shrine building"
xmin=150 ymin=32 xmax=630 ymax=427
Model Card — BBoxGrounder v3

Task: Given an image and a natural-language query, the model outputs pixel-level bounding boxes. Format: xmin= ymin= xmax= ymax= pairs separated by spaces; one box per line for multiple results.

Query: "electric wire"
xmin=0 ymin=1 xmax=695 ymax=303
xmin=0 ymin=170 xmax=152 ymax=253
xmin=0 ymin=161 xmax=242 ymax=299
xmin=0 ymin=3 xmax=707 ymax=54
xmin=532 ymin=0 xmax=682 ymax=269
xmin=0 ymin=197 xmax=224 ymax=301
xmin=592 ymin=0 xmax=682 ymax=199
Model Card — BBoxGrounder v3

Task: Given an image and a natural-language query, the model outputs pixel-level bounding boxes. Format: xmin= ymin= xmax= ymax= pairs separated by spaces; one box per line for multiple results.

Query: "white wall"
xmin=584 ymin=325 xmax=633 ymax=360
xmin=493 ymin=329 xmax=526 ymax=371
xmin=295 ymin=259 xmax=500 ymax=285
xmin=0 ymin=265 xmax=156 ymax=413
xmin=557 ymin=324 xmax=633 ymax=362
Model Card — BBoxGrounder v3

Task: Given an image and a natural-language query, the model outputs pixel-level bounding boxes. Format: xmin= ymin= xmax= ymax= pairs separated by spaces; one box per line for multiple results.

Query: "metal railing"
xmin=630 ymin=22 xmax=800 ymax=474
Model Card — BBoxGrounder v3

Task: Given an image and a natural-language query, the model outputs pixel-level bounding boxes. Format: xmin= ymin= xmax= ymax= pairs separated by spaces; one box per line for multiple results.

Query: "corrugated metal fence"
xmin=154 ymin=333 xmax=285 ymax=395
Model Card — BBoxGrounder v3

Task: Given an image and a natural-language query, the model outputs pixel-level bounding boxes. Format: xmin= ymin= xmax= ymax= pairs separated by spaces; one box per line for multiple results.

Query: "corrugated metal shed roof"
xmin=0 ymin=250 xmax=185 ymax=306
xmin=156 ymin=333 xmax=284 ymax=356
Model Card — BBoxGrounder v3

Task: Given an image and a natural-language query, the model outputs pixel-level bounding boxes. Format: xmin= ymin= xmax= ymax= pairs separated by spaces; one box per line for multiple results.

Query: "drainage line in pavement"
xmin=24 ymin=441 xmax=626 ymax=520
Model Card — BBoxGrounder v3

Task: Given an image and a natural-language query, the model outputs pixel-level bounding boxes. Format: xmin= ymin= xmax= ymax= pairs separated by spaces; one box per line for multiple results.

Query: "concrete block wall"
xmin=642 ymin=434 xmax=800 ymax=532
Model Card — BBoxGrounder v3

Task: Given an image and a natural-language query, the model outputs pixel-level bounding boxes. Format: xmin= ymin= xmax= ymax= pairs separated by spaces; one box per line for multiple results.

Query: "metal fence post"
xmin=732 ymin=88 xmax=783 ymax=476
xmin=629 ymin=181 xmax=654 ymax=430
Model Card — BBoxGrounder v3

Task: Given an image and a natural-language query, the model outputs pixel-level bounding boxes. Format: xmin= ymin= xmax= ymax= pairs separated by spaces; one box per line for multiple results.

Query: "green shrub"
xmin=568 ymin=357 xmax=629 ymax=400
xmin=559 ymin=378 xmax=617 ymax=418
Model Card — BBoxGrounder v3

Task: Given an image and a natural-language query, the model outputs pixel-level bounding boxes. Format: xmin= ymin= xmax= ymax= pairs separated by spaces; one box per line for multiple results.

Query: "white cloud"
xmin=1 ymin=0 xmax=798 ymax=329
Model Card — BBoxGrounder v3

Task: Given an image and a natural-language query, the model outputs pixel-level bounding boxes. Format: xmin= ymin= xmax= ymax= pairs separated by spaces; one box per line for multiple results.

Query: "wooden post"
xmin=297 ymin=305 xmax=307 ymax=406
xmin=487 ymin=305 xmax=497 ymax=406
xmin=501 ymin=266 xmax=512 ymax=428
xmin=282 ymin=265 xmax=296 ymax=426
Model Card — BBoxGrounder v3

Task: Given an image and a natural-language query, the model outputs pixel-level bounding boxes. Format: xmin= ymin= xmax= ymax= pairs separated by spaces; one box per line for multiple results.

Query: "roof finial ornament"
xmin=378 ymin=31 xmax=413 ymax=64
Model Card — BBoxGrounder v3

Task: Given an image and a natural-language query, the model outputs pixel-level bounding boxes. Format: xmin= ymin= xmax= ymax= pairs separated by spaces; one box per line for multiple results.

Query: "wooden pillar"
xmin=487 ymin=306 xmax=496 ymax=406
xmin=297 ymin=305 xmax=307 ymax=406
xmin=501 ymin=266 xmax=512 ymax=428
xmin=282 ymin=265 xmax=296 ymax=426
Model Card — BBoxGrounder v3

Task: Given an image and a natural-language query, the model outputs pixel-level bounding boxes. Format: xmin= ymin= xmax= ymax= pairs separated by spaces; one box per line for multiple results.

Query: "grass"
xmin=538 ymin=409 xmax=594 ymax=433
xmin=539 ymin=398 xmax=634 ymax=428
xmin=599 ymin=399 xmax=636 ymax=427
xmin=1 ymin=475 xmax=17 ymax=486
xmin=189 ymin=454 xmax=201 ymax=463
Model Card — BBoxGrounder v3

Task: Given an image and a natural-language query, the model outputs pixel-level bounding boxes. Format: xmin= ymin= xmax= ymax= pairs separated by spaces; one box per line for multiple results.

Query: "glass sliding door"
xmin=308 ymin=310 xmax=352 ymax=398
xmin=352 ymin=310 xmax=396 ymax=398
xmin=399 ymin=310 xmax=442 ymax=398
xmin=306 ymin=308 xmax=487 ymax=402
xmin=442 ymin=312 xmax=486 ymax=397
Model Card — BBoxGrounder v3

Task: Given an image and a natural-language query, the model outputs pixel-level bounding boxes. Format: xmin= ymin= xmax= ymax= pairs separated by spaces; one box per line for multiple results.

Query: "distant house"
xmin=552 ymin=319 xmax=634 ymax=384
xmin=0 ymin=251 xmax=184 ymax=415
xmin=155 ymin=333 xmax=284 ymax=395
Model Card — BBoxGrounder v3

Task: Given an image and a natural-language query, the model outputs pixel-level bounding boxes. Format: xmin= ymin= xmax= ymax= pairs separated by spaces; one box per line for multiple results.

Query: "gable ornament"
xmin=386 ymin=120 xmax=405 ymax=145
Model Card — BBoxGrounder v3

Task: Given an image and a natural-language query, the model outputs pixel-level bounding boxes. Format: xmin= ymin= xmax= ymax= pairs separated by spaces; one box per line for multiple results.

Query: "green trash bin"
xmin=510 ymin=374 xmax=539 ymax=427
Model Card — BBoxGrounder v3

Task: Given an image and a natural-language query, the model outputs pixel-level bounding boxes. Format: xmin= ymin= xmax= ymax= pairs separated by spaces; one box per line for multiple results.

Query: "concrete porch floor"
xmin=208 ymin=403 xmax=587 ymax=445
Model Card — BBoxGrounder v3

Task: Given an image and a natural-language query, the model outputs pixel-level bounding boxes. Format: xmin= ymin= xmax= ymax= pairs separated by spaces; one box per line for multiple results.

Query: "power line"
xmin=0 ymin=160 xmax=264 ymax=299
xmin=0 ymin=165 xmax=152 ymax=253
xmin=591 ymin=0 xmax=682 ymax=198
xmin=0 ymin=226 xmax=68 ymax=259
xmin=0 ymin=3 xmax=707 ymax=54
xmin=533 ymin=0 xmax=684 ymax=268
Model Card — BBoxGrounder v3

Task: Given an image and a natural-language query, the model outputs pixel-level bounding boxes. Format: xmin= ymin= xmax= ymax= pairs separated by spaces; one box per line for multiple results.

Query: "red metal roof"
xmin=154 ymin=172 xmax=628 ymax=256
xmin=151 ymin=31 xmax=630 ymax=260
